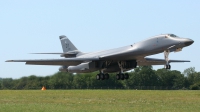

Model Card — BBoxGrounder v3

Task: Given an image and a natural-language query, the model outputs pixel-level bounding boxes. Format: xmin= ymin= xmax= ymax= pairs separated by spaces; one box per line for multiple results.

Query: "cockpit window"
xmin=169 ymin=34 xmax=178 ymax=37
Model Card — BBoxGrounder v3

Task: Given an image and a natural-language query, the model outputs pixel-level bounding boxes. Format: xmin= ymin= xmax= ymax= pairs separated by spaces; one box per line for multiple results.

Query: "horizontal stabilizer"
xmin=145 ymin=58 xmax=190 ymax=62
xmin=30 ymin=53 xmax=63 ymax=54
xmin=30 ymin=50 xmax=82 ymax=58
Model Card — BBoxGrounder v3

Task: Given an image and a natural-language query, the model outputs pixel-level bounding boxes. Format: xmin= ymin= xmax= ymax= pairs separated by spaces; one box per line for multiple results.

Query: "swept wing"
xmin=138 ymin=57 xmax=190 ymax=66
xmin=6 ymin=57 xmax=99 ymax=66
xmin=6 ymin=57 xmax=189 ymax=66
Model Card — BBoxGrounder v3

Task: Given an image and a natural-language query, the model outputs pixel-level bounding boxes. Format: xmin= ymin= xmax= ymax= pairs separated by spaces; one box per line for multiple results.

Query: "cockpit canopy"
xmin=168 ymin=34 xmax=178 ymax=38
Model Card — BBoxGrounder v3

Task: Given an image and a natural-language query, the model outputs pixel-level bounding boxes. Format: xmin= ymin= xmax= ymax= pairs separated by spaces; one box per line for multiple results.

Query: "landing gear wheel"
xmin=96 ymin=74 xmax=100 ymax=80
xmin=165 ymin=65 xmax=171 ymax=70
xmin=168 ymin=65 xmax=171 ymax=69
xmin=100 ymin=73 xmax=105 ymax=80
xmin=120 ymin=73 xmax=125 ymax=80
xmin=105 ymin=73 xmax=109 ymax=80
xmin=116 ymin=74 xmax=120 ymax=80
xmin=124 ymin=73 xmax=129 ymax=79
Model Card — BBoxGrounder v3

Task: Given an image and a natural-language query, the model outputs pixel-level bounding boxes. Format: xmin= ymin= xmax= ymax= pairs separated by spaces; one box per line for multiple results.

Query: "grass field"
xmin=0 ymin=90 xmax=200 ymax=112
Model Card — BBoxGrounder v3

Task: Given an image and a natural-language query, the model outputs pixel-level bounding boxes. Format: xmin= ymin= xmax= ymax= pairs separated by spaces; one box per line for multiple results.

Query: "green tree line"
xmin=0 ymin=66 xmax=200 ymax=90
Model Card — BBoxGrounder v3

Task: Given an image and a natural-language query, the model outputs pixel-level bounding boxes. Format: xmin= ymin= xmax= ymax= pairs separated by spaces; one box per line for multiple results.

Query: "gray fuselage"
xmin=77 ymin=34 xmax=192 ymax=61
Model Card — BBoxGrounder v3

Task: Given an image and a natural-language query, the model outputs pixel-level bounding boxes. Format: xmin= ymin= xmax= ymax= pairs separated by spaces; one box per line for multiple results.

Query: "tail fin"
xmin=59 ymin=35 xmax=78 ymax=53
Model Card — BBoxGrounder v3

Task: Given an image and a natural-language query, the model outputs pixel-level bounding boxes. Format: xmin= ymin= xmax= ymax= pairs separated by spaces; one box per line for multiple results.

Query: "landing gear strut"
xmin=96 ymin=61 xmax=112 ymax=80
xmin=97 ymin=61 xmax=131 ymax=80
xmin=116 ymin=61 xmax=129 ymax=80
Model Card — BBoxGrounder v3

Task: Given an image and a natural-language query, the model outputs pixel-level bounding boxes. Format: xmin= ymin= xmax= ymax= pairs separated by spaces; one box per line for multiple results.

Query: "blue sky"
xmin=1 ymin=1 xmax=199 ymax=78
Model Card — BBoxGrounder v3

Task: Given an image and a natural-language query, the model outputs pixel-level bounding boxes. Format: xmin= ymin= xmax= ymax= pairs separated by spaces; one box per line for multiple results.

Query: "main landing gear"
xmin=96 ymin=72 xmax=129 ymax=80
xmin=96 ymin=61 xmax=131 ymax=80
xmin=96 ymin=73 xmax=109 ymax=80
xmin=116 ymin=73 xmax=129 ymax=80
xmin=96 ymin=61 xmax=111 ymax=80
xmin=116 ymin=61 xmax=129 ymax=80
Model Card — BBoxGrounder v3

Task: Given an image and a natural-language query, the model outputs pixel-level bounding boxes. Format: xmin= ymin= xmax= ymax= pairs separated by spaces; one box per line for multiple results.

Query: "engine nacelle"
xmin=67 ymin=62 xmax=98 ymax=73
xmin=59 ymin=66 xmax=68 ymax=72
xmin=59 ymin=60 xmax=137 ymax=73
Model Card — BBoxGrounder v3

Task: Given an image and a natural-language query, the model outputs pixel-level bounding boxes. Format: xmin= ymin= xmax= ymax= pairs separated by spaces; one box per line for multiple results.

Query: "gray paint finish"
xmin=6 ymin=34 xmax=194 ymax=73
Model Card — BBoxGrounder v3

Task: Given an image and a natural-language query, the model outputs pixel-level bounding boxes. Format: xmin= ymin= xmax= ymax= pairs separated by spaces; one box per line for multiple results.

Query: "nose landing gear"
xmin=164 ymin=50 xmax=171 ymax=70
xmin=165 ymin=64 xmax=171 ymax=70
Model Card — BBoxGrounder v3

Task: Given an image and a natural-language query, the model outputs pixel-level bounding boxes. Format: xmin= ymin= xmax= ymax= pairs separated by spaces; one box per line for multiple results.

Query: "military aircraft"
xmin=6 ymin=34 xmax=194 ymax=80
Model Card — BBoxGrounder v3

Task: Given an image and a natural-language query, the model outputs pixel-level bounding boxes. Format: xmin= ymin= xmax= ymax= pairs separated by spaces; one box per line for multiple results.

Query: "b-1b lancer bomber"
xmin=6 ymin=34 xmax=194 ymax=80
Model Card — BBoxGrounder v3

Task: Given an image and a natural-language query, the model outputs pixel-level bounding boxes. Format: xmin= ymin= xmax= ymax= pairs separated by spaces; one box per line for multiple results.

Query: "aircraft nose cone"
xmin=184 ymin=39 xmax=194 ymax=46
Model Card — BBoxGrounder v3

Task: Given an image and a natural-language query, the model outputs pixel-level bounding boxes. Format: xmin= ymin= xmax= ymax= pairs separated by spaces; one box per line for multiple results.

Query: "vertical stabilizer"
xmin=59 ymin=35 xmax=78 ymax=53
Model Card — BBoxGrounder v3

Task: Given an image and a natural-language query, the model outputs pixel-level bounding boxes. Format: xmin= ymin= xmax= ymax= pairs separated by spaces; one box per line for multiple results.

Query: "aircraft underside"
xmin=60 ymin=60 xmax=136 ymax=80
xmin=59 ymin=50 xmax=175 ymax=81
